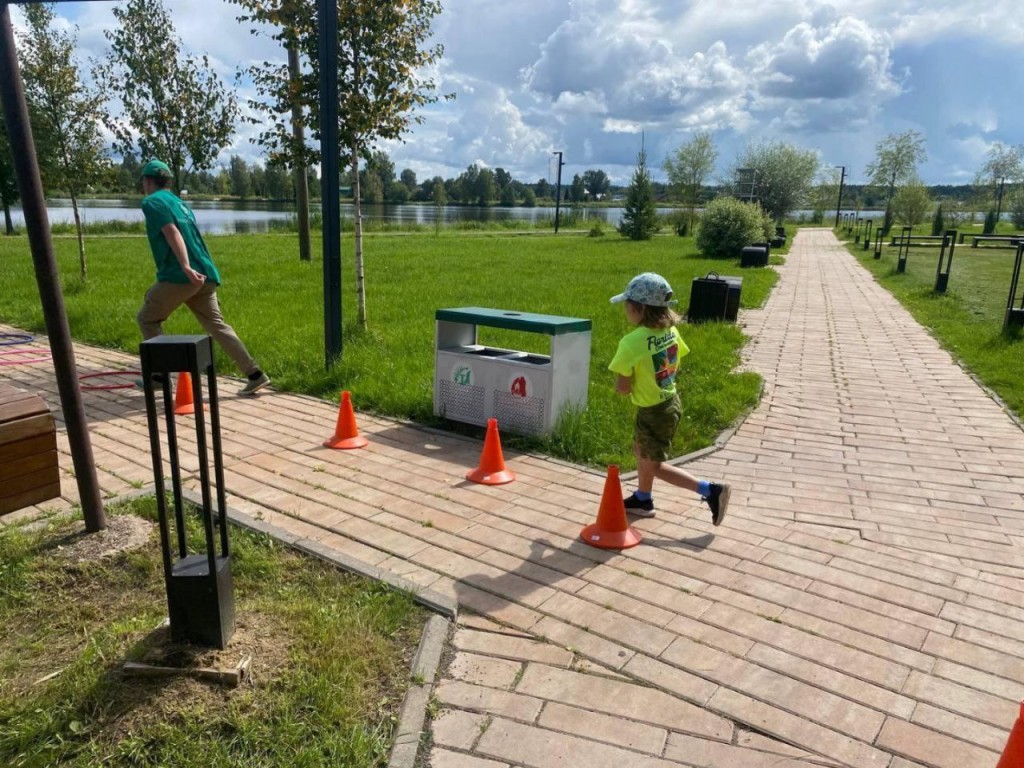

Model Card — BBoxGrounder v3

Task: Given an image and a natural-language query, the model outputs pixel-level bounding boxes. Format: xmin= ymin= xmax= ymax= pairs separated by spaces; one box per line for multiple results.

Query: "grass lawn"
xmin=844 ymin=230 xmax=1024 ymax=419
xmin=0 ymin=496 xmax=427 ymax=767
xmin=0 ymin=230 xmax=779 ymax=468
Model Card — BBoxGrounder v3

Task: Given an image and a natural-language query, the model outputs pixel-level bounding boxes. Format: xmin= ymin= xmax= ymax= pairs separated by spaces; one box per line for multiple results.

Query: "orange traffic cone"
xmin=323 ymin=390 xmax=368 ymax=449
xmin=173 ymin=371 xmax=196 ymax=415
xmin=466 ymin=418 xmax=515 ymax=485
xmin=580 ymin=465 xmax=642 ymax=549
xmin=997 ymin=701 xmax=1024 ymax=768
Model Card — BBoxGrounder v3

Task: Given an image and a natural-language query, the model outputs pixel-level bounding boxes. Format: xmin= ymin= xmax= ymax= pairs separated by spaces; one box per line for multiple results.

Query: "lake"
xmin=15 ymin=198 xmax=654 ymax=235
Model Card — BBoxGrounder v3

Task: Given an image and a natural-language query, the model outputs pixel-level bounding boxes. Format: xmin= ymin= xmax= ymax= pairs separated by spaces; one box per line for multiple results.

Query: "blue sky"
xmin=26 ymin=0 xmax=1024 ymax=186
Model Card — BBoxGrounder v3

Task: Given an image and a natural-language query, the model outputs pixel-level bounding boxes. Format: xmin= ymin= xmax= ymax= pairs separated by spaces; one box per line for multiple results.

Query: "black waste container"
xmin=741 ymin=245 xmax=768 ymax=268
xmin=688 ymin=272 xmax=729 ymax=323
xmin=719 ymin=275 xmax=743 ymax=321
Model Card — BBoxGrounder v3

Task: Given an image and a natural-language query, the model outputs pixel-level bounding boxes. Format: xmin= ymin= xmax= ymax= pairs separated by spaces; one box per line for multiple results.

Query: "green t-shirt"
xmin=141 ymin=189 xmax=221 ymax=285
xmin=608 ymin=325 xmax=690 ymax=407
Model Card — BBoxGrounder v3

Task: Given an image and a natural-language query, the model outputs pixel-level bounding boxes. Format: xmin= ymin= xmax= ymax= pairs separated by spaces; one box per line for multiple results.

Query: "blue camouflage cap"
xmin=610 ymin=272 xmax=677 ymax=307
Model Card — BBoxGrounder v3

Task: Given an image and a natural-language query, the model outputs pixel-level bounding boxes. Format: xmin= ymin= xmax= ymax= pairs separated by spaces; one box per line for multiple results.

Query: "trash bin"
xmin=719 ymin=275 xmax=743 ymax=322
xmin=434 ymin=307 xmax=591 ymax=436
xmin=688 ymin=272 xmax=730 ymax=323
xmin=741 ymin=245 xmax=768 ymax=268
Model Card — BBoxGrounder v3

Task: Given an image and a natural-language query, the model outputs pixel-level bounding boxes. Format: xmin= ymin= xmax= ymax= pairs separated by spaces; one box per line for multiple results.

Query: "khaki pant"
xmin=137 ymin=281 xmax=257 ymax=375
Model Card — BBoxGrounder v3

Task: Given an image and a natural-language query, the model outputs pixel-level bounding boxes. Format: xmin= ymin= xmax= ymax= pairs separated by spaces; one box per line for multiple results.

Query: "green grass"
xmin=845 ymin=233 xmax=1024 ymax=419
xmin=0 ymin=231 xmax=778 ymax=468
xmin=0 ymin=498 xmax=426 ymax=767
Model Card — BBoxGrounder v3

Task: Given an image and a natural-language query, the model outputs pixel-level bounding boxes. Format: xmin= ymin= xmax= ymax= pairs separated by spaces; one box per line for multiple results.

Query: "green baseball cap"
xmin=139 ymin=159 xmax=172 ymax=180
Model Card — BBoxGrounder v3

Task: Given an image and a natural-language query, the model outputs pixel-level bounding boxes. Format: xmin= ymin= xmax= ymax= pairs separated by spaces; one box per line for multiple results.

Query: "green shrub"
xmin=696 ymin=197 xmax=772 ymax=258
xmin=1011 ymin=194 xmax=1024 ymax=230
xmin=588 ymin=222 xmax=605 ymax=237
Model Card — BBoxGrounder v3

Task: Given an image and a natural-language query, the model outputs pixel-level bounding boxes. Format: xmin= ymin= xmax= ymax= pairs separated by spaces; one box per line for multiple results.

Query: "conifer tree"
xmin=618 ymin=145 xmax=659 ymax=241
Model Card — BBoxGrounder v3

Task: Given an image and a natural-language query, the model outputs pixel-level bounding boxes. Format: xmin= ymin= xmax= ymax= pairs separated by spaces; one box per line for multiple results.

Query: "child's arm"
xmin=615 ymin=374 xmax=632 ymax=395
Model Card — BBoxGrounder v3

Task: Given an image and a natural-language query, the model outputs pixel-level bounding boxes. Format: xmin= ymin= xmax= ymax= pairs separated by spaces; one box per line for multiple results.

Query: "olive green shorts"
xmin=634 ymin=395 xmax=681 ymax=461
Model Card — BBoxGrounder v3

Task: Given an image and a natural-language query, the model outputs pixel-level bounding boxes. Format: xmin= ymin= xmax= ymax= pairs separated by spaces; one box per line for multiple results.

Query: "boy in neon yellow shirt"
xmin=609 ymin=272 xmax=730 ymax=524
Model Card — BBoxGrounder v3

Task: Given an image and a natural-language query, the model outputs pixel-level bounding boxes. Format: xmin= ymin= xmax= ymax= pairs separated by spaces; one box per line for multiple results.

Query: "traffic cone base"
xmin=323 ymin=390 xmax=368 ymax=450
xmin=996 ymin=701 xmax=1024 ymax=768
xmin=580 ymin=465 xmax=642 ymax=550
xmin=466 ymin=418 xmax=515 ymax=485
xmin=173 ymin=371 xmax=196 ymax=415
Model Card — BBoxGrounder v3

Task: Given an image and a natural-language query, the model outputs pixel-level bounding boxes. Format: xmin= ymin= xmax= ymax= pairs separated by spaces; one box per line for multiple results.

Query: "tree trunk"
xmin=71 ymin=190 xmax=85 ymax=280
xmin=352 ymin=142 xmax=366 ymax=328
xmin=3 ymin=202 xmax=12 ymax=235
xmin=287 ymin=42 xmax=311 ymax=263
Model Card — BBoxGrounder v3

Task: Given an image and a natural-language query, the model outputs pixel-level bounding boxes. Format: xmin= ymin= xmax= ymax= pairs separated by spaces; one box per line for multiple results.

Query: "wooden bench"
xmin=0 ymin=383 xmax=60 ymax=516
xmin=970 ymin=235 xmax=1022 ymax=248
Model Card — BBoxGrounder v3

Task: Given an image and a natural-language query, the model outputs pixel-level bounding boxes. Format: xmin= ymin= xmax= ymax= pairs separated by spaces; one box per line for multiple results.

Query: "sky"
xmin=22 ymin=0 xmax=1024 ymax=186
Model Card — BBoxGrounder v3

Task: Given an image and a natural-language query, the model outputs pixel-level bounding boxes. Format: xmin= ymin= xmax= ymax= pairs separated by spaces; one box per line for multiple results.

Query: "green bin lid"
xmin=435 ymin=307 xmax=591 ymax=335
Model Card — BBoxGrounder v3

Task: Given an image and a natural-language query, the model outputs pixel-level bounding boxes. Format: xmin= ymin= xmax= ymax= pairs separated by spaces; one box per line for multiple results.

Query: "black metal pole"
xmin=552 ymin=150 xmax=564 ymax=233
xmin=0 ymin=6 xmax=105 ymax=531
xmin=834 ymin=166 xmax=846 ymax=228
xmin=318 ymin=0 xmax=341 ymax=365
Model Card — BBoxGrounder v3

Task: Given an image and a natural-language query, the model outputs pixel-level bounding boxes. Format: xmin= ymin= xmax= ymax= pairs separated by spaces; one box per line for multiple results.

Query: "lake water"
xmin=16 ymin=199 xmax=653 ymax=235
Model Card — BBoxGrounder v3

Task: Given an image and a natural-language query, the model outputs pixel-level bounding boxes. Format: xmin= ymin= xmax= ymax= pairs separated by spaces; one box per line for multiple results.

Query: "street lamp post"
xmin=552 ymin=151 xmax=565 ymax=233
xmin=834 ymin=166 xmax=846 ymax=228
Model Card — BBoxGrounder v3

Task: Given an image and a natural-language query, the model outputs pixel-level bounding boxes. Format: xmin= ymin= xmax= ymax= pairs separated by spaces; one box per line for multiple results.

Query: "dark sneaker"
xmin=239 ymin=372 xmax=270 ymax=396
xmin=705 ymin=483 xmax=730 ymax=527
xmin=624 ymin=493 xmax=655 ymax=518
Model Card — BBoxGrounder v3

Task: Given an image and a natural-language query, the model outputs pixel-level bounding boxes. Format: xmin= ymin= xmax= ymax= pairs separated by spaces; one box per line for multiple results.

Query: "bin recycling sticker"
xmin=451 ymin=363 xmax=474 ymax=386
xmin=509 ymin=374 xmax=532 ymax=399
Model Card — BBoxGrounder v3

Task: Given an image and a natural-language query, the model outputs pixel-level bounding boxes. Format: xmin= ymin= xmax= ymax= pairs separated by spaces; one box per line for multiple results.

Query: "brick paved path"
xmin=3 ymin=228 xmax=1024 ymax=767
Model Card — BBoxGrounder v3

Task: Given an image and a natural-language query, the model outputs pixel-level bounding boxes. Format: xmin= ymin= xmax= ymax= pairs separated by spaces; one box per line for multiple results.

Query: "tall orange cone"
xmin=323 ymin=390 xmax=368 ymax=449
xmin=466 ymin=418 xmax=515 ymax=485
xmin=173 ymin=371 xmax=196 ymax=415
xmin=997 ymin=701 xmax=1024 ymax=768
xmin=581 ymin=465 xmax=642 ymax=549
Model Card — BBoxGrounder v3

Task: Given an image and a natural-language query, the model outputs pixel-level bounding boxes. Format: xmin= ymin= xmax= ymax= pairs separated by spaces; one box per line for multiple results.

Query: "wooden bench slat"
xmin=0 ymin=397 xmax=50 ymax=425
xmin=0 ymin=413 xmax=55 ymax=448
xmin=0 ymin=450 xmax=59 ymax=482
xmin=0 ymin=482 xmax=62 ymax=516
xmin=0 ymin=465 xmax=60 ymax=499
xmin=0 ymin=433 xmax=57 ymax=465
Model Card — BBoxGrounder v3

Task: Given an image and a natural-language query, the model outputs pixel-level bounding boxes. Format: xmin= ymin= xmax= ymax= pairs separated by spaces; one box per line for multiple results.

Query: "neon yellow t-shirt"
xmin=608 ymin=325 xmax=690 ymax=407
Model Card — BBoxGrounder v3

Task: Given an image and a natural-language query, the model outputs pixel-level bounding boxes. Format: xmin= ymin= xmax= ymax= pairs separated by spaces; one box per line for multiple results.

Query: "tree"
xmin=865 ymin=130 xmax=927 ymax=207
xmin=569 ymin=174 xmax=586 ymax=203
xmin=473 ymin=168 xmax=496 ymax=206
xmin=0 ymin=114 xmax=21 ymax=235
xmin=229 ymin=155 xmax=250 ymax=198
xmin=976 ymin=142 xmax=1024 ymax=220
xmin=891 ymin=179 xmax=931 ymax=227
xmin=494 ymin=167 xmax=511 ymax=190
xmin=96 ymin=0 xmax=238 ymax=194
xmin=522 ymin=186 xmax=536 ymax=208
xmin=400 ymin=167 xmax=417 ymax=193
xmin=232 ymin=0 xmax=448 ymax=328
xmin=663 ymin=131 xmax=716 ymax=229
xmin=499 ymin=184 xmax=515 ymax=206
xmin=811 ymin=167 xmax=841 ymax=225
xmin=535 ymin=178 xmax=551 ymax=199
xmin=733 ymin=141 xmax=818 ymax=224
xmin=581 ymin=168 xmax=610 ymax=200
xmin=20 ymin=3 xmax=109 ymax=278
xmin=618 ymin=145 xmax=658 ymax=240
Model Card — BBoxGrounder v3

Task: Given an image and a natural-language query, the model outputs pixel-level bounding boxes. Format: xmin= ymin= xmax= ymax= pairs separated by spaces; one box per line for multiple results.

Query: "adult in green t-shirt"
xmin=137 ymin=159 xmax=269 ymax=396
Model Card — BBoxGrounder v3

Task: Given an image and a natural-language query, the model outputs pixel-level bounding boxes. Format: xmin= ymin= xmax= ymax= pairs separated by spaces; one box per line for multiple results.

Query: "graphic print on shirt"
xmin=652 ymin=343 xmax=679 ymax=389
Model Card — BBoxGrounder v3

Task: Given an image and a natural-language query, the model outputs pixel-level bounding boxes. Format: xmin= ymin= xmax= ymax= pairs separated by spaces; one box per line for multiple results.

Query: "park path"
xmin=3 ymin=228 xmax=1024 ymax=768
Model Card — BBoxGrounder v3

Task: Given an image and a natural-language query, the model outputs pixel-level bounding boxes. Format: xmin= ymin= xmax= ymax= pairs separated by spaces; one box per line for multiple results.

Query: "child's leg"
xmin=652 ymin=461 xmax=700 ymax=493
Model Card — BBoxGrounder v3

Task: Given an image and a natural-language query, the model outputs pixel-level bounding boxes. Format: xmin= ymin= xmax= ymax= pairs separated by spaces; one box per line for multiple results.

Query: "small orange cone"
xmin=173 ymin=371 xmax=196 ymax=415
xmin=997 ymin=701 xmax=1024 ymax=768
xmin=466 ymin=418 xmax=515 ymax=485
xmin=581 ymin=465 xmax=642 ymax=549
xmin=323 ymin=390 xmax=368 ymax=449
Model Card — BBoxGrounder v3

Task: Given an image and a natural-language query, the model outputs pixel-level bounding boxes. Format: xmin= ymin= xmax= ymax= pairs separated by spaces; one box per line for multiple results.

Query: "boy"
xmin=609 ymin=272 xmax=729 ymax=525
xmin=136 ymin=159 xmax=270 ymax=396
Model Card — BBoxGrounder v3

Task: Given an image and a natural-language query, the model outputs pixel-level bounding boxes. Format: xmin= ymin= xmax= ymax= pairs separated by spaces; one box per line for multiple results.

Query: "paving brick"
xmin=435 ymin=680 xmax=543 ymax=722
xmin=876 ymin=717 xmax=1000 ymax=768
xmin=453 ymin=628 xmax=573 ymax=667
xmin=664 ymin=734 xmax=841 ymax=767
xmin=448 ymin=652 xmax=523 ymax=690
xmin=538 ymin=701 xmax=668 ymax=755
xmin=428 ymin=747 xmax=510 ymax=768
xmin=516 ymin=663 xmax=729 ymax=740
xmin=911 ymin=703 xmax=1012 ymax=753
xmin=431 ymin=708 xmax=489 ymax=751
